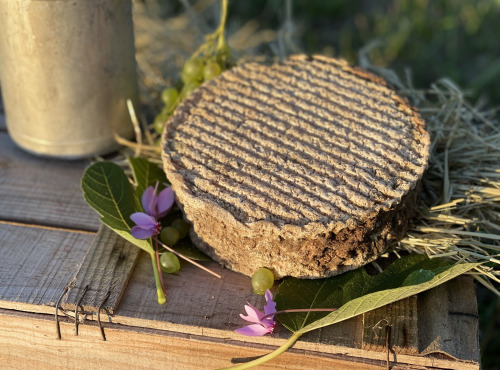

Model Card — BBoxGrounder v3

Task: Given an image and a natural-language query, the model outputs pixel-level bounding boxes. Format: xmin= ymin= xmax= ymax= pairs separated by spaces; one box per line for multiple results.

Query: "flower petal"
xmin=242 ymin=303 xmax=264 ymax=322
xmin=131 ymin=225 xmax=156 ymax=239
xmin=264 ymin=289 xmax=277 ymax=317
xmin=141 ymin=185 xmax=157 ymax=216
xmin=130 ymin=212 xmax=157 ymax=228
xmin=239 ymin=313 xmax=261 ymax=325
xmin=156 ymin=187 xmax=175 ymax=218
xmin=234 ymin=324 xmax=272 ymax=337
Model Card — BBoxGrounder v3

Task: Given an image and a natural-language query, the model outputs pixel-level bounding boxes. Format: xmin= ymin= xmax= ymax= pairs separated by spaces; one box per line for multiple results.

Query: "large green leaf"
xmin=128 ymin=157 xmax=169 ymax=206
xmin=81 ymin=161 xmax=153 ymax=253
xmin=275 ymin=255 xmax=479 ymax=334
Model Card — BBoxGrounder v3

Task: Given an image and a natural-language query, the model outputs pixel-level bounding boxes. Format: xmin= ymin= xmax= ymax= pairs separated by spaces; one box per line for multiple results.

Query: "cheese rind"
xmin=162 ymin=55 xmax=430 ymax=278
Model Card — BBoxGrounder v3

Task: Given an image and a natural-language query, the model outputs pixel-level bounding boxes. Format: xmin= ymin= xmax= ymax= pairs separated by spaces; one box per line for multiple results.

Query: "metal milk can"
xmin=0 ymin=0 xmax=139 ymax=158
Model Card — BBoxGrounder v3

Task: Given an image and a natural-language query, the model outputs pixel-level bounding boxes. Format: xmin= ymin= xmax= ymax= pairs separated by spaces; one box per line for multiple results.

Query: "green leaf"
xmin=128 ymin=157 xmax=169 ymax=206
xmin=275 ymin=255 xmax=479 ymax=335
xmin=81 ymin=161 xmax=153 ymax=254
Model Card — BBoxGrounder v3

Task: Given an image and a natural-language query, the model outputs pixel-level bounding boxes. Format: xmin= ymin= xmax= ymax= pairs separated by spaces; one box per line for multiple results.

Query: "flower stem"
xmin=155 ymin=237 xmax=222 ymax=279
xmin=221 ymin=332 xmax=302 ymax=369
xmin=150 ymin=251 xmax=166 ymax=304
xmin=155 ymin=238 xmax=167 ymax=295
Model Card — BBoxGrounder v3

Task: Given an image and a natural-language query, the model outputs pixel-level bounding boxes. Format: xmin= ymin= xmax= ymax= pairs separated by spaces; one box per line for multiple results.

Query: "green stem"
xmin=217 ymin=0 xmax=228 ymax=49
xmin=150 ymin=251 xmax=166 ymax=304
xmin=191 ymin=0 xmax=229 ymax=58
xmin=155 ymin=238 xmax=167 ymax=294
xmin=217 ymin=0 xmax=228 ymax=35
xmin=221 ymin=332 xmax=302 ymax=370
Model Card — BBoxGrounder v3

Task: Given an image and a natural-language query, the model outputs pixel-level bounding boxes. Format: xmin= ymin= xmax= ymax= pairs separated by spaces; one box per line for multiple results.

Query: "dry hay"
xmin=358 ymin=49 xmax=500 ymax=293
xmin=398 ymin=78 xmax=500 ymax=293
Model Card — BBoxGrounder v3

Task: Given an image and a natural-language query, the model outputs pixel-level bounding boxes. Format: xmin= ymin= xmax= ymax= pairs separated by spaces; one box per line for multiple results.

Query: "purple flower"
xmin=130 ymin=182 xmax=174 ymax=239
xmin=235 ymin=289 xmax=277 ymax=336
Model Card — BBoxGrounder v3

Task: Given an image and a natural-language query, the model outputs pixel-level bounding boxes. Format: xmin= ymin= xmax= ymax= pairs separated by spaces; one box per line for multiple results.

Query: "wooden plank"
xmin=61 ymin=226 xmax=141 ymax=314
xmin=0 ymin=308 xmax=479 ymax=370
xmin=0 ymin=223 xmax=93 ymax=313
xmin=48 ymin=226 xmax=477 ymax=366
xmin=110 ymin=251 xmax=478 ymax=367
xmin=418 ymin=275 xmax=480 ymax=362
xmin=110 ymin=249 xmax=367 ymax=348
xmin=0 ymin=222 xmax=377 ymax=367
xmin=362 ymin=295 xmax=419 ymax=354
xmin=0 ymin=132 xmax=100 ymax=231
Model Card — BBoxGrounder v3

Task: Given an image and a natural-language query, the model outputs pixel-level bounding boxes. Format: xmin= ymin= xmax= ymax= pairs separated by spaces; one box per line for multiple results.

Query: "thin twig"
xmin=155 ymin=238 xmax=222 ymax=279
xmin=127 ymin=99 xmax=142 ymax=157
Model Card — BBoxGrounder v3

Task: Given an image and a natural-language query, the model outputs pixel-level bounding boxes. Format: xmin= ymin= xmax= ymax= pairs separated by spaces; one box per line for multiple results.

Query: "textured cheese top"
xmin=162 ymin=55 xmax=430 ymax=230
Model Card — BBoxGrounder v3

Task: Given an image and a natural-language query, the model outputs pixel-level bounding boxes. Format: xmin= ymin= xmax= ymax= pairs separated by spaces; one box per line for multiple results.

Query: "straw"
xmin=358 ymin=55 xmax=500 ymax=294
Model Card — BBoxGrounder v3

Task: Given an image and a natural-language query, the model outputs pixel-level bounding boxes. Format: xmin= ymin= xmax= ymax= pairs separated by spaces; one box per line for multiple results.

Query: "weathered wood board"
xmin=58 ymin=223 xmax=478 ymax=368
xmin=109 ymin=252 xmax=481 ymax=366
xmin=0 ymin=223 xmax=93 ymax=313
xmin=0 ymin=217 xmax=480 ymax=368
xmin=1 ymin=308 xmax=431 ymax=370
xmin=0 ymin=132 xmax=100 ymax=231
xmin=0 ymin=281 xmax=480 ymax=370
xmin=419 ymin=276 xmax=479 ymax=359
xmin=61 ymin=226 xmax=141 ymax=314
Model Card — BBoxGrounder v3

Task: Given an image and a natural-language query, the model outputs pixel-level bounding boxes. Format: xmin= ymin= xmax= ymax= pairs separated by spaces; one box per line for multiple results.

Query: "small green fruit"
xmin=203 ymin=61 xmax=222 ymax=81
xmin=181 ymin=58 xmax=204 ymax=84
xmin=251 ymin=267 xmax=274 ymax=295
xmin=171 ymin=218 xmax=190 ymax=239
xmin=160 ymin=252 xmax=181 ymax=274
xmin=161 ymin=87 xmax=179 ymax=108
xmin=160 ymin=226 xmax=180 ymax=246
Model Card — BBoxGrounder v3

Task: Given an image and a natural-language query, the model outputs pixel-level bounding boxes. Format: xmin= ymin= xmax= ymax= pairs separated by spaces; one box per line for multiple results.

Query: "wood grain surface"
xmin=419 ymin=275 xmax=480 ymax=361
xmin=0 ymin=223 xmax=93 ymax=313
xmin=0 ymin=132 xmax=101 ymax=231
xmin=0 ymin=304 xmax=479 ymax=370
xmin=61 ymin=226 xmax=141 ymax=314
xmin=0 ymin=308 xmax=433 ymax=370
